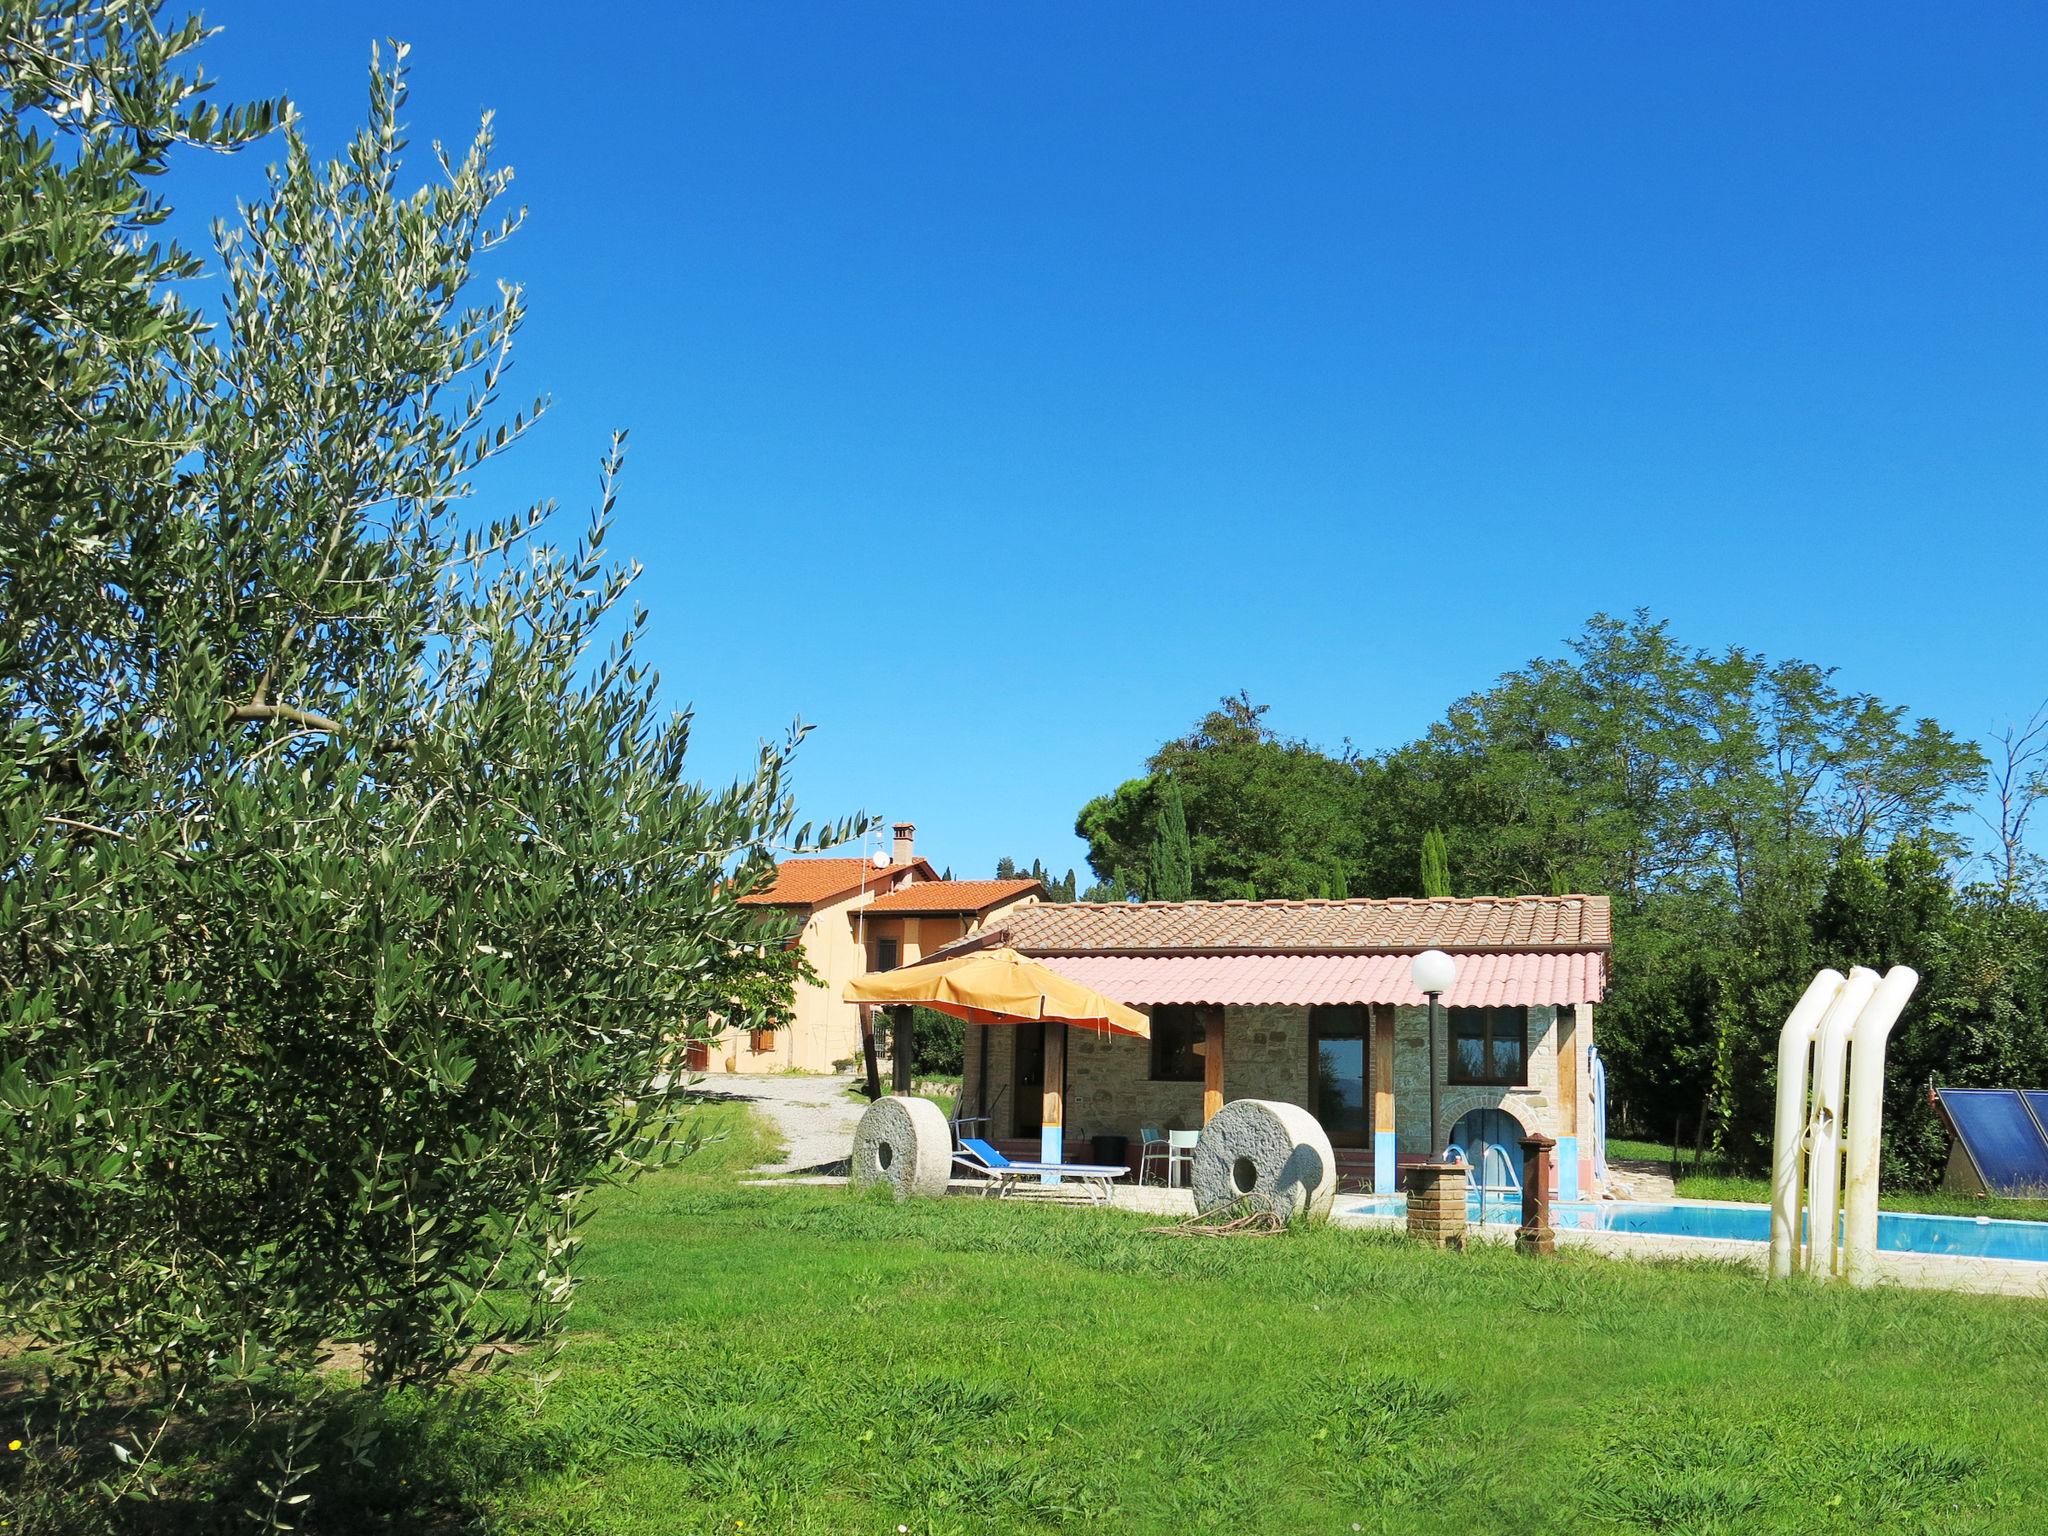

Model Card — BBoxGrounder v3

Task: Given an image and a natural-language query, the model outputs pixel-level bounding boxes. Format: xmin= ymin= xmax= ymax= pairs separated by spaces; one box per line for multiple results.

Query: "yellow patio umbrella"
xmin=847 ymin=947 xmax=1147 ymax=1173
xmin=844 ymin=947 xmax=1148 ymax=1037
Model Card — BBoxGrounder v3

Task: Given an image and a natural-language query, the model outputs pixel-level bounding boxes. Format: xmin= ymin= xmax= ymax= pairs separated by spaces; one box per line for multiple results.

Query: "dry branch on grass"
xmin=1145 ymin=1204 xmax=1290 ymax=1237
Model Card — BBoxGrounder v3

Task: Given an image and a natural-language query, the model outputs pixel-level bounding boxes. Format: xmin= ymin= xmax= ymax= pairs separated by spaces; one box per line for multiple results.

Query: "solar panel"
xmin=2024 ymin=1091 xmax=2048 ymax=1141
xmin=1941 ymin=1089 xmax=2048 ymax=1196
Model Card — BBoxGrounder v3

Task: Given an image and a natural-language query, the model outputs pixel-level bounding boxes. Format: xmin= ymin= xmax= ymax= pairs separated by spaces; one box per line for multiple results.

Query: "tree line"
xmin=1072 ymin=616 xmax=2043 ymax=1183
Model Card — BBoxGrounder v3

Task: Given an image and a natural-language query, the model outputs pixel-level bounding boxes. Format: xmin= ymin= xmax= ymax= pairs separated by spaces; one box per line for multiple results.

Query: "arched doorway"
xmin=1448 ymin=1107 xmax=1525 ymax=1194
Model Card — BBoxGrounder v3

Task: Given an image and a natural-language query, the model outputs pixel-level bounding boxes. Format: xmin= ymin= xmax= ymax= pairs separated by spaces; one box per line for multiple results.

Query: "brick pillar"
xmin=1518 ymin=1133 xmax=1557 ymax=1257
xmin=1406 ymin=1160 xmax=1469 ymax=1251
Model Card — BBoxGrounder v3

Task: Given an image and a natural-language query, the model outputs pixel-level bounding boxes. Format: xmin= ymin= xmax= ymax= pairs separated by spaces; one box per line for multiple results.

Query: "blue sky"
xmin=186 ymin=2 xmax=2047 ymax=881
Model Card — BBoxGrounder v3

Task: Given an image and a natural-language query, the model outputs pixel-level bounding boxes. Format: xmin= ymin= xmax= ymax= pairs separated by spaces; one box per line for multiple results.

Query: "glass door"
xmin=1312 ymin=1005 xmax=1369 ymax=1148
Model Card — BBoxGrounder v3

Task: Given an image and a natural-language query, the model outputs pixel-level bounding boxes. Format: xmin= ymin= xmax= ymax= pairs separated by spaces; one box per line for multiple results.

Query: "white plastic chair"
xmin=1166 ymin=1129 xmax=1199 ymax=1188
xmin=1137 ymin=1125 xmax=1169 ymax=1185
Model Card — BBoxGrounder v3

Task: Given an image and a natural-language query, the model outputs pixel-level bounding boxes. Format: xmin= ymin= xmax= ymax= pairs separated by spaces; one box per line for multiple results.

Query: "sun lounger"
xmin=954 ymin=1138 xmax=1126 ymax=1205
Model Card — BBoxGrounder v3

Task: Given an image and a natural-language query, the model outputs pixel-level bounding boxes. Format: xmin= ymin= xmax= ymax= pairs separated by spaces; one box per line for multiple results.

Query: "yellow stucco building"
xmin=718 ymin=824 xmax=1040 ymax=1073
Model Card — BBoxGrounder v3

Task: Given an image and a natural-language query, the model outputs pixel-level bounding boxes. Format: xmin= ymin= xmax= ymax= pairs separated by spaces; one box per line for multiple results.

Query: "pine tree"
xmin=1420 ymin=829 xmax=1452 ymax=898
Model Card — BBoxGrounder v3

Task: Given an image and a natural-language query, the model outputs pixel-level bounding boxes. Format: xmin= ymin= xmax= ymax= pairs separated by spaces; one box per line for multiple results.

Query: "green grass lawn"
xmin=1606 ymin=1135 xmax=1698 ymax=1163
xmin=402 ymin=1101 xmax=2048 ymax=1536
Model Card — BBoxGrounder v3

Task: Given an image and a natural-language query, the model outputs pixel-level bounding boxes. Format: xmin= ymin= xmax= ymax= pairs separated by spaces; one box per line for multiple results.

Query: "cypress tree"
xmin=1420 ymin=829 xmax=1452 ymax=898
xmin=1147 ymin=777 xmax=1194 ymax=900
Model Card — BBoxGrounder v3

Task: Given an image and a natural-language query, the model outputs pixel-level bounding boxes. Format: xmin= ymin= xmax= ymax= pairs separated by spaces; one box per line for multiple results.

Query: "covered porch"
xmin=934 ymin=897 xmax=1611 ymax=1199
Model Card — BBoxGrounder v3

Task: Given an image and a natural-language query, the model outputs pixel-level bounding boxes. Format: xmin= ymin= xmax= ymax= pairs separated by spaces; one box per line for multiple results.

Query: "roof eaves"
xmin=1015 ymin=940 xmax=1614 ymax=957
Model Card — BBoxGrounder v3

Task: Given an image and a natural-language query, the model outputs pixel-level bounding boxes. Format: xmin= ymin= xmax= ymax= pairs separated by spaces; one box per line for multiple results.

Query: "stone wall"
xmin=1063 ymin=1025 xmax=1203 ymax=1139
xmin=960 ymin=1021 xmax=1019 ymax=1132
xmin=1392 ymin=1003 xmax=1566 ymax=1154
xmin=1219 ymin=1005 xmax=1316 ymax=1106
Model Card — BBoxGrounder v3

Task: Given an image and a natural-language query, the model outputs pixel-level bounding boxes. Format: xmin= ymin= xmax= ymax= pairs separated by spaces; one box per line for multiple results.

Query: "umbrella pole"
xmin=891 ymin=1005 xmax=915 ymax=1094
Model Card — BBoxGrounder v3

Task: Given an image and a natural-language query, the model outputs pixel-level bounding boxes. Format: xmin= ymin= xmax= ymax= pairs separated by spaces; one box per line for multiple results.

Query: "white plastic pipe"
xmin=1804 ymin=967 xmax=1880 ymax=1278
xmin=1841 ymin=965 xmax=1920 ymax=1288
xmin=1768 ymin=969 xmax=1846 ymax=1279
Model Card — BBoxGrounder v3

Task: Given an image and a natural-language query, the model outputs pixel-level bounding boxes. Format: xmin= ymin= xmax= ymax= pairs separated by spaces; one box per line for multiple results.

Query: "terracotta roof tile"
xmin=957 ymin=894 xmax=1612 ymax=955
xmin=862 ymin=879 xmax=1042 ymax=915
xmin=1043 ymin=950 xmax=1606 ymax=1007
xmin=736 ymin=856 xmax=937 ymax=908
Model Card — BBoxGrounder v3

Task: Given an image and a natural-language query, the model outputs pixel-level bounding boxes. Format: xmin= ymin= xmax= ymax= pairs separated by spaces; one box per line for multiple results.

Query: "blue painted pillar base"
xmin=1039 ymin=1124 xmax=1063 ymax=1185
xmin=1373 ymin=1129 xmax=1397 ymax=1195
xmin=1556 ymin=1135 xmax=1580 ymax=1201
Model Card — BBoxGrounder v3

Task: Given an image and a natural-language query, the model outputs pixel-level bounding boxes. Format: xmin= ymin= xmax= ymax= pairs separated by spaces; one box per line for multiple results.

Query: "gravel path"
xmin=694 ymin=1072 xmax=868 ymax=1174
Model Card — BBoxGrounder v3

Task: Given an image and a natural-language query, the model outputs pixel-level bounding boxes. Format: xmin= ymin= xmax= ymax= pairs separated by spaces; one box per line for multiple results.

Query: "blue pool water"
xmin=1336 ymin=1193 xmax=2048 ymax=1263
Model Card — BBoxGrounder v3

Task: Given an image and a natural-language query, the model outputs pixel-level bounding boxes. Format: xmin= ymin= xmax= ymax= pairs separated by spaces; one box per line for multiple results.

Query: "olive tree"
xmin=1 ymin=10 xmax=845 ymax=1512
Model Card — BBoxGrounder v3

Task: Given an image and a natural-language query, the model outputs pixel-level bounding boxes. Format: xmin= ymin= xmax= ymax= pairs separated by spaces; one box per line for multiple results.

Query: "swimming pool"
xmin=1334 ymin=1193 xmax=2048 ymax=1263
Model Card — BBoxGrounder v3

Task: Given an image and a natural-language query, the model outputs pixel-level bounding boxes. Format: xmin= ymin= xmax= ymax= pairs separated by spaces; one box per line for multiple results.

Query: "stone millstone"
xmin=1191 ymin=1098 xmax=1336 ymax=1223
xmin=849 ymin=1095 xmax=951 ymax=1201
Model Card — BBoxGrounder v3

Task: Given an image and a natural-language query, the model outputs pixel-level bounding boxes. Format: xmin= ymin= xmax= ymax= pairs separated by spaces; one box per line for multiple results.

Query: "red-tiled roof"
xmin=736 ymin=856 xmax=938 ymax=908
xmin=954 ymin=894 xmax=1611 ymax=955
xmin=862 ymin=879 xmax=1042 ymax=916
xmin=1043 ymin=950 xmax=1606 ymax=1008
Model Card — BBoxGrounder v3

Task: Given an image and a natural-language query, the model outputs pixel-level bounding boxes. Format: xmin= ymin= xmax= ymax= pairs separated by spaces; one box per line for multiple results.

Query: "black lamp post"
xmin=1411 ymin=948 xmax=1457 ymax=1157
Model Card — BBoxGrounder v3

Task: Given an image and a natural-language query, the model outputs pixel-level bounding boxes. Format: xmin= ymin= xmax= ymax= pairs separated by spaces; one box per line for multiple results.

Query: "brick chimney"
xmin=891 ymin=822 xmax=916 ymax=868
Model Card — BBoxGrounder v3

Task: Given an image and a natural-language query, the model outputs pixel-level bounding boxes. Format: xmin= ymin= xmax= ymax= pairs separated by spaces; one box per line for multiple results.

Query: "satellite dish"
xmin=873 ymin=849 xmax=890 ymax=868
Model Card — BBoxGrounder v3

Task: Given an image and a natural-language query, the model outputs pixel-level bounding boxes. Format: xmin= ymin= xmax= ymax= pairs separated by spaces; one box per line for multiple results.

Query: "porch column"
xmin=1555 ymin=1005 xmax=1581 ymax=1201
xmin=890 ymin=1004 xmax=914 ymax=1094
xmin=1202 ymin=1005 xmax=1225 ymax=1125
xmin=859 ymin=1005 xmax=882 ymax=1100
xmin=1372 ymin=1002 xmax=1397 ymax=1194
xmin=1040 ymin=1020 xmax=1066 ymax=1182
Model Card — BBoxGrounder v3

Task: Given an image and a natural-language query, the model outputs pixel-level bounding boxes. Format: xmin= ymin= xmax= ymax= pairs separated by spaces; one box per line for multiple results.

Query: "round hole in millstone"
xmin=877 ymin=1141 xmax=894 ymax=1170
xmin=1231 ymin=1155 xmax=1258 ymax=1194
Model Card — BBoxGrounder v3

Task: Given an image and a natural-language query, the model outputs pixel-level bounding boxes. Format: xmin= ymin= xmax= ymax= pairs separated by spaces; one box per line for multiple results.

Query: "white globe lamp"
xmin=1410 ymin=948 xmax=1457 ymax=998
